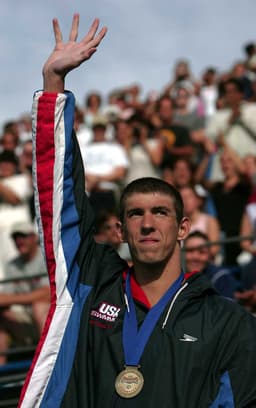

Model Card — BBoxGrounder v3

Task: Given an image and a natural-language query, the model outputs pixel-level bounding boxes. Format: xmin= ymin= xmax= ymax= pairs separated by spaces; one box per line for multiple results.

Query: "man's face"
xmin=13 ymin=233 xmax=37 ymax=257
xmin=122 ymin=192 xmax=185 ymax=266
xmin=173 ymin=160 xmax=192 ymax=187
xmin=224 ymin=83 xmax=242 ymax=107
xmin=0 ymin=161 xmax=16 ymax=178
xmin=159 ymin=98 xmax=173 ymax=123
xmin=93 ymin=126 xmax=106 ymax=142
xmin=175 ymin=89 xmax=189 ymax=110
xmin=220 ymin=151 xmax=237 ymax=176
xmin=185 ymin=236 xmax=210 ymax=273
xmin=99 ymin=216 xmax=121 ymax=248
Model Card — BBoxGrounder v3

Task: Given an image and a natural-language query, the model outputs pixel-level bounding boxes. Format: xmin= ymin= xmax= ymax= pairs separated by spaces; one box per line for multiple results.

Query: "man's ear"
xmin=117 ymin=222 xmax=126 ymax=243
xmin=177 ymin=217 xmax=191 ymax=242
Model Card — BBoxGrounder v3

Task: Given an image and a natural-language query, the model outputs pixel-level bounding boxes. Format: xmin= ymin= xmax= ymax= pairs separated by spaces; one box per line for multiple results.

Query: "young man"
xmin=19 ymin=15 xmax=256 ymax=408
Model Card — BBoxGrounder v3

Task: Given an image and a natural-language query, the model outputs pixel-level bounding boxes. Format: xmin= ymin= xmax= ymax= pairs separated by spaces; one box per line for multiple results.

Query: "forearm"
xmin=100 ymin=167 xmax=127 ymax=183
xmin=170 ymin=146 xmax=193 ymax=157
xmin=0 ymin=183 xmax=21 ymax=205
xmin=43 ymin=70 xmax=65 ymax=93
xmin=0 ymin=286 xmax=50 ymax=307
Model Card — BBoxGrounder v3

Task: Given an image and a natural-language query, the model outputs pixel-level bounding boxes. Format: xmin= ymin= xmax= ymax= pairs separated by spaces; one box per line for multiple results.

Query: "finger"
xmin=52 ymin=18 xmax=63 ymax=44
xmin=69 ymin=13 xmax=79 ymax=41
xmin=85 ymin=26 xmax=108 ymax=49
xmin=81 ymin=18 xmax=100 ymax=44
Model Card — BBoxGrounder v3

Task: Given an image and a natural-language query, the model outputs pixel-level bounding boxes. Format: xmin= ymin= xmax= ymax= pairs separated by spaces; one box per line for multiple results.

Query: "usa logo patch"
xmin=90 ymin=302 xmax=121 ymax=323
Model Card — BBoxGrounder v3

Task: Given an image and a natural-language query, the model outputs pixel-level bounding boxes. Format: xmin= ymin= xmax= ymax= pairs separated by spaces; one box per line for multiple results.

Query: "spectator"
xmin=115 ymin=118 xmax=163 ymax=185
xmin=82 ymin=115 xmax=129 ymax=215
xmin=94 ymin=209 xmax=131 ymax=263
xmin=17 ymin=114 xmax=32 ymax=144
xmin=184 ymin=230 xmax=241 ymax=299
xmin=173 ymin=85 xmax=214 ymax=165
xmin=179 ymin=185 xmax=221 ymax=260
xmin=153 ymin=95 xmax=194 ymax=168
xmin=231 ymin=60 xmax=253 ymax=100
xmin=0 ymin=151 xmax=32 ymax=278
xmin=208 ymin=149 xmax=251 ymax=265
xmin=206 ymin=77 xmax=256 ymax=181
xmin=0 ymin=222 xmax=49 ymax=365
xmin=162 ymin=157 xmax=194 ymax=188
xmin=0 ymin=130 xmax=19 ymax=154
xmin=164 ymin=59 xmax=196 ymax=102
xmin=200 ymin=67 xmax=219 ymax=121
xmin=83 ymin=91 xmax=102 ymax=128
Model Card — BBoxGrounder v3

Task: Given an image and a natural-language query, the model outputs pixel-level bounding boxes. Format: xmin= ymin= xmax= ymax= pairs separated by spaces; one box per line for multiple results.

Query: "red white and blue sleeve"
xmin=18 ymin=91 xmax=95 ymax=407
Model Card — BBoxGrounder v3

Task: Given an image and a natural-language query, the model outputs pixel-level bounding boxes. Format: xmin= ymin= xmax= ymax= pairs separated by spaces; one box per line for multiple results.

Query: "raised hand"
xmin=43 ymin=14 xmax=107 ymax=92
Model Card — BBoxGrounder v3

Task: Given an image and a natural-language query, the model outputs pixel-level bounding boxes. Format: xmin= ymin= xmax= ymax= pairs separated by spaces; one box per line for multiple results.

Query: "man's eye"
xmin=155 ymin=210 xmax=167 ymax=216
xmin=128 ymin=210 xmax=142 ymax=218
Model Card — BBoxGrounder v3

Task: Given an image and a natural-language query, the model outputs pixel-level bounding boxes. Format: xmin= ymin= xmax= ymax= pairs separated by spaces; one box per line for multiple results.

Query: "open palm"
xmin=43 ymin=14 xmax=107 ymax=80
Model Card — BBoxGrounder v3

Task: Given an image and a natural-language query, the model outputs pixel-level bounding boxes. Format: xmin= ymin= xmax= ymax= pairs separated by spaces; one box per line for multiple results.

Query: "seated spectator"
xmin=184 ymin=230 xmax=241 ymax=299
xmin=162 ymin=157 xmax=194 ymax=188
xmin=206 ymin=78 xmax=256 ymax=181
xmin=0 ymin=151 xmax=32 ymax=279
xmin=82 ymin=116 xmax=129 ymax=215
xmin=17 ymin=113 xmax=32 ymax=144
xmin=231 ymin=61 xmax=253 ymax=100
xmin=94 ymin=209 xmax=131 ymax=263
xmin=19 ymin=140 xmax=35 ymax=220
xmin=200 ymin=67 xmax=219 ymax=121
xmin=173 ymin=86 xmax=213 ymax=165
xmin=115 ymin=118 xmax=163 ymax=185
xmin=83 ymin=91 xmax=103 ymax=128
xmin=0 ymin=222 xmax=49 ymax=365
xmin=179 ymin=185 xmax=221 ymax=260
xmin=153 ymin=95 xmax=194 ymax=168
xmin=208 ymin=149 xmax=252 ymax=265
xmin=0 ymin=129 xmax=20 ymax=156
xmin=164 ymin=59 xmax=196 ymax=102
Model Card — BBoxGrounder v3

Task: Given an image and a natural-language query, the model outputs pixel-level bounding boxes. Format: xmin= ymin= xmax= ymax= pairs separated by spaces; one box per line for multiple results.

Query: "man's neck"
xmin=133 ymin=255 xmax=182 ymax=306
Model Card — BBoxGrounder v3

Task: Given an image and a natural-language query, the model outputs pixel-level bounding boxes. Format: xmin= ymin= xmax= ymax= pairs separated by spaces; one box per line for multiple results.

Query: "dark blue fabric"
xmin=204 ymin=264 xmax=241 ymax=299
xmin=210 ymin=371 xmax=234 ymax=408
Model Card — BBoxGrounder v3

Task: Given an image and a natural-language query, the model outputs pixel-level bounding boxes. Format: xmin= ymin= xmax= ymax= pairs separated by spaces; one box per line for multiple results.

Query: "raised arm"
xmin=19 ymin=16 xmax=108 ymax=408
xmin=43 ymin=14 xmax=107 ymax=92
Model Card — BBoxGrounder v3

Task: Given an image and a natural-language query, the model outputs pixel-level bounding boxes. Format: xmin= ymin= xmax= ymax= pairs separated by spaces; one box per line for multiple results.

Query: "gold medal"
xmin=115 ymin=366 xmax=144 ymax=398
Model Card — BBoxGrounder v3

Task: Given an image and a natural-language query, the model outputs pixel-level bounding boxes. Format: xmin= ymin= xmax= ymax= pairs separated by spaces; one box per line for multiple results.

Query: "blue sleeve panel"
xmin=210 ymin=371 xmax=234 ymax=408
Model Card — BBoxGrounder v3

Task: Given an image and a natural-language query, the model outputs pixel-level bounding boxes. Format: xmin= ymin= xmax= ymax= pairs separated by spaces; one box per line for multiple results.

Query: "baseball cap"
xmin=10 ymin=221 xmax=36 ymax=238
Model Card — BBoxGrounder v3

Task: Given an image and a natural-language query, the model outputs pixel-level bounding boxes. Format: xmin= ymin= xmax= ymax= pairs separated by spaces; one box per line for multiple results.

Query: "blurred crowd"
xmin=1 ymin=41 xmax=256 ymax=363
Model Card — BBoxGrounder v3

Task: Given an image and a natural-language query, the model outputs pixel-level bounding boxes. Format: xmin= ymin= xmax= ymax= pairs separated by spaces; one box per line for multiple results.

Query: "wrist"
xmin=43 ymin=69 xmax=65 ymax=93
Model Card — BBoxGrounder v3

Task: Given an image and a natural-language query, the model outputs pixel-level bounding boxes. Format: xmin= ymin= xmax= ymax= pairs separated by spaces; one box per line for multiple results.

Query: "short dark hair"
xmin=94 ymin=209 xmax=118 ymax=234
xmin=224 ymin=77 xmax=244 ymax=94
xmin=244 ymin=42 xmax=255 ymax=57
xmin=119 ymin=177 xmax=184 ymax=224
xmin=0 ymin=150 xmax=18 ymax=166
xmin=185 ymin=230 xmax=209 ymax=242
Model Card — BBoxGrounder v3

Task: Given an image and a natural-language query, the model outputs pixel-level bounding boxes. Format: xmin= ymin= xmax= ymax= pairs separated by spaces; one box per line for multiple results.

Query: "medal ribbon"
xmin=123 ymin=270 xmax=184 ymax=366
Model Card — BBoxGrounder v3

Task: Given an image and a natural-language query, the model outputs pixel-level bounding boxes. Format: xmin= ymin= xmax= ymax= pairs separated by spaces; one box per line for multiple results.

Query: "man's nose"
xmin=141 ymin=212 xmax=155 ymax=233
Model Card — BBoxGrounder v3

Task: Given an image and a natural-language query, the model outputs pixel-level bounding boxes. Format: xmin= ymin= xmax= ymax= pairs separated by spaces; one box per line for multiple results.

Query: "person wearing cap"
xmin=0 ymin=222 xmax=49 ymax=365
xmin=0 ymin=150 xmax=32 ymax=279
xmin=18 ymin=15 xmax=256 ymax=408
xmin=82 ymin=112 xmax=129 ymax=215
